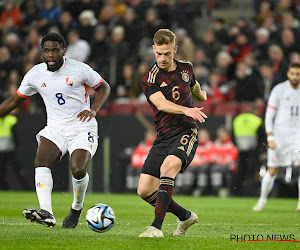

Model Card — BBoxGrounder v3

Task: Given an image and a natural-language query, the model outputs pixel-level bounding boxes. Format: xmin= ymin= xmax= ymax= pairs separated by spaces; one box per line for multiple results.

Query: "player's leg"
xmin=62 ymin=149 xmax=91 ymax=229
xmin=23 ymin=138 xmax=61 ymax=228
xmin=253 ymin=167 xmax=278 ymax=211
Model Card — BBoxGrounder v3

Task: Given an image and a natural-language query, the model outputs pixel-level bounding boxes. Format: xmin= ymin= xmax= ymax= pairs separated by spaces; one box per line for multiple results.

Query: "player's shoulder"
xmin=176 ymin=59 xmax=193 ymax=69
xmin=271 ymin=81 xmax=288 ymax=94
xmin=65 ymin=58 xmax=92 ymax=73
xmin=141 ymin=63 xmax=160 ymax=84
xmin=26 ymin=62 xmax=46 ymax=76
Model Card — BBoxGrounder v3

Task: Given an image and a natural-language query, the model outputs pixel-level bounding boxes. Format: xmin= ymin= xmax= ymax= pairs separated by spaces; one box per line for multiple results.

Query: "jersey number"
xmin=172 ymin=86 xmax=180 ymax=101
xmin=291 ymin=106 xmax=299 ymax=116
xmin=56 ymin=93 xmax=66 ymax=105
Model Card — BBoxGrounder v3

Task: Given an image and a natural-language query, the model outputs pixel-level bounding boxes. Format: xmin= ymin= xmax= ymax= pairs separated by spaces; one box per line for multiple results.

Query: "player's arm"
xmin=265 ymin=98 xmax=278 ymax=150
xmin=191 ymin=81 xmax=207 ymax=102
xmin=149 ymin=91 xmax=207 ymax=123
xmin=0 ymin=93 xmax=27 ymax=117
xmin=77 ymin=79 xmax=110 ymax=122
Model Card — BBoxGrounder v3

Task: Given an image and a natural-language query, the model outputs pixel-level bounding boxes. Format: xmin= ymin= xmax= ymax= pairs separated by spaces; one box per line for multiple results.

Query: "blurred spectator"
xmin=233 ymin=61 xmax=264 ymax=102
xmin=102 ymin=0 xmax=127 ymax=18
xmin=0 ymin=46 xmax=15 ymax=96
xmin=41 ymin=0 xmax=61 ymax=22
xmin=256 ymin=1 xmax=273 ymax=26
xmin=261 ymin=16 xmax=279 ymax=43
xmin=193 ymin=48 xmax=212 ymax=69
xmin=273 ymin=0 xmax=296 ymax=23
xmin=174 ymin=28 xmax=195 ymax=62
xmin=65 ymin=0 xmax=103 ymax=22
xmin=194 ymin=64 xmax=210 ymax=84
xmin=154 ymin=0 xmax=173 ymax=29
xmin=115 ymin=64 xmax=136 ymax=101
xmin=126 ymin=130 xmax=156 ymax=192
xmin=174 ymin=0 xmax=199 ymax=39
xmin=65 ymin=29 xmax=91 ymax=62
xmin=20 ymin=0 xmax=42 ymax=31
xmin=227 ymin=33 xmax=252 ymax=63
xmin=212 ymin=18 xmax=229 ymax=45
xmin=280 ymin=28 xmax=299 ymax=57
xmin=127 ymin=0 xmax=152 ymax=22
xmin=235 ymin=17 xmax=255 ymax=43
xmin=203 ymin=69 xmax=234 ymax=104
xmin=57 ymin=11 xmax=78 ymax=41
xmin=198 ymin=29 xmax=221 ymax=63
xmin=232 ymin=103 xmax=264 ymax=196
xmin=0 ymin=2 xmax=22 ymax=29
xmin=89 ymin=25 xmax=110 ymax=77
xmin=281 ymin=11 xmax=300 ymax=43
xmin=142 ymin=8 xmax=165 ymax=40
xmin=107 ymin=25 xmax=129 ymax=98
xmin=215 ymin=51 xmax=235 ymax=81
xmin=252 ymin=27 xmax=271 ymax=62
xmin=99 ymin=4 xmax=121 ymax=35
xmin=210 ymin=127 xmax=238 ymax=196
xmin=289 ymin=51 xmax=300 ymax=64
xmin=268 ymin=44 xmax=289 ymax=83
xmin=120 ymin=7 xmax=143 ymax=58
xmin=128 ymin=61 xmax=148 ymax=101
xmin=259 ymin=61 xmax=277 ymax=101
xmin=78 ymin=10 xmax=97 ymax=42
xmin=5 ymin=33 xmax=23 ymax=68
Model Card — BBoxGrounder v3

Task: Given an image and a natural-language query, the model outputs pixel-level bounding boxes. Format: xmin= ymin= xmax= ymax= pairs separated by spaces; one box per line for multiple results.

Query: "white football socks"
xmin=35 ymin=167 xmax=53 ymax=214
xmin=72 ymin=173 xmax=89 ymax=211
xmin=259 ymin=171 xmax=276 ymax=202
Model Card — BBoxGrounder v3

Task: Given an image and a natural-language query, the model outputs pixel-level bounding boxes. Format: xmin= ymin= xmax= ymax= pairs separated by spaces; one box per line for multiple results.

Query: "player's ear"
xmin=63 ymin=48 xmax=66 ymax=56
xmin=174 ymin=45 xmax=178 ymax=54
xmin=152 ymin=45 xmax=155 ymax=54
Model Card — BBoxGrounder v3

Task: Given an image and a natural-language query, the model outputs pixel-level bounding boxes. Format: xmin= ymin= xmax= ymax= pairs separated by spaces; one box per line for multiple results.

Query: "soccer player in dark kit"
xmin=138 ymin=29 xmax=207 ymax=237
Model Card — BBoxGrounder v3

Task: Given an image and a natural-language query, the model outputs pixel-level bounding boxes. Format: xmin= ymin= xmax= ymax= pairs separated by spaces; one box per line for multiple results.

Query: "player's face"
xmin=153 ymin=43 xmax=177 ymax=71
xmin=287 ymin=67 xmax=300 ymax=87
xmin=42 ymin=41 xmax=66 ymax=72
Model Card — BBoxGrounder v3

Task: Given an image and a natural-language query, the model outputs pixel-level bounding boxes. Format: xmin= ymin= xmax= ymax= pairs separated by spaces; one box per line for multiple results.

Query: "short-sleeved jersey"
xmin=18 ymin=58 xmax=102 ymax=128
xmin=140 ymin=59 xmax=198 ymax=137
xmin=266 ymin=80 xmax=300 ymax=133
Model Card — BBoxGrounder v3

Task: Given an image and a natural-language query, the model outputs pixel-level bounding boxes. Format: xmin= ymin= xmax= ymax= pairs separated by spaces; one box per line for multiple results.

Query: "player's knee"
xmin=34 ymin=158 xmax=51 ymax=168
xmin=268 ymin=167 xmax=279 ymax=176
xmin=70 ymin=163 xmax=86 ymax=179
xmin=137 ymin=185 xmax=149 ymax=198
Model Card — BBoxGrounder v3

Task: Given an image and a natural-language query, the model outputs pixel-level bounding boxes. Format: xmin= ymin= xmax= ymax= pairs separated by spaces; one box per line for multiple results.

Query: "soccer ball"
xmin=86 ymin=203 xmax=115 ymax=233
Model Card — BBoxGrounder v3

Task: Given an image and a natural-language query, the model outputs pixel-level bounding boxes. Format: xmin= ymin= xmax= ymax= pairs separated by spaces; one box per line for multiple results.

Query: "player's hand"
xmin=77 ymin=109 xmax=97 ymax=122
xmin=184 ymin=107 xmax=207 ymax=123
xmin=268 ymin=140 xmax=276 ymax=150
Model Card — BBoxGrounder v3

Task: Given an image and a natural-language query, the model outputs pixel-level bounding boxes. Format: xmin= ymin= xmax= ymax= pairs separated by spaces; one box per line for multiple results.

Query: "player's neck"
xmin=167 ymin=60 xmax=176 ymax=72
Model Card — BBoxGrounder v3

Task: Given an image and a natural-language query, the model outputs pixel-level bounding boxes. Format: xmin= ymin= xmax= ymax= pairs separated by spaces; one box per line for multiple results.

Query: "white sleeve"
xmin=17 ymin=71 xmax=38 ymax=98
xmin=84 ymin=66 xmax=103 ymax=89
xmin=265 ymin=88 xmax=279 ymax=133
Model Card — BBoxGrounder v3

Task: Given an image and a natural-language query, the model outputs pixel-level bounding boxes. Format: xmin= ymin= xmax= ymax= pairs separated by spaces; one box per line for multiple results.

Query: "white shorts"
xmin=36 ymin=125 xmax=98 ymax=159
xmin=267 ymin=135 xmax=300 ymax=167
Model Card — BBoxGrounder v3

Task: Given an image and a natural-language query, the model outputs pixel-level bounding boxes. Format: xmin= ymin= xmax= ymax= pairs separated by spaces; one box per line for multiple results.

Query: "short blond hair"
xmin=153 ymin=29 xmax=176 ymax=46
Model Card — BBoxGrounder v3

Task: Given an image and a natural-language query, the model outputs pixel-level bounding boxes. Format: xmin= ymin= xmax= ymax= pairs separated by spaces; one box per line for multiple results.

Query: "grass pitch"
xmin=1 ymin=191 xmax=300 ymax=249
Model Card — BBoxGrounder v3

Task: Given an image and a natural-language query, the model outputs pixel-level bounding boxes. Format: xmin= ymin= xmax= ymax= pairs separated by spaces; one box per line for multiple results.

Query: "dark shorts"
xmin=141 ymin=128 xmax=198 ymax=179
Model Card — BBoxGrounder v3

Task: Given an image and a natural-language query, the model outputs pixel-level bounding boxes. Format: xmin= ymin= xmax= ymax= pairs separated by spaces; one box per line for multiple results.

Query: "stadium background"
xmin=1 ymin=0 xmax=300 ymax=197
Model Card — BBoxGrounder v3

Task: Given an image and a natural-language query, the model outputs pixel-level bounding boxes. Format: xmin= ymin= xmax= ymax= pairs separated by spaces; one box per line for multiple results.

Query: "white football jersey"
xmin=18 ymin=58 xmax=103 ymax=128
xmin=265 ymin=80 xmax=300 ymax=134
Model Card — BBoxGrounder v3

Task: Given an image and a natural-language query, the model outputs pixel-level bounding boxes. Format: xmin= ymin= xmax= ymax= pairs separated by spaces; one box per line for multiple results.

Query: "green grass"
xmin=1 ymin=191 xmax=300 ymax=249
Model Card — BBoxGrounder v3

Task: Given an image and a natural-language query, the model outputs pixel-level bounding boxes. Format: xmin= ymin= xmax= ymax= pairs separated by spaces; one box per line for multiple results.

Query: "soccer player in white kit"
xmin=253 ymin=63 xmax=300 ymax=211
xmin=0 ymin=33 xmax=110 ymax=228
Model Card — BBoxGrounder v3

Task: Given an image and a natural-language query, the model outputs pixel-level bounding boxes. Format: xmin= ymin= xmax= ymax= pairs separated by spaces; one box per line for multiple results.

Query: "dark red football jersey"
xmin=140 ymin=59 xmax=198 ymax=137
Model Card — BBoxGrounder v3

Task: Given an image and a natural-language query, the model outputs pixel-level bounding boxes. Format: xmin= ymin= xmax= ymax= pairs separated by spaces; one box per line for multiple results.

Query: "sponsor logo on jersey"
xmin=41 ymin=83 xmax=47 ymax=88
xmin=181 ymin=70 xmax=189 ymax=82
xmin=66 ymin=76 xmax=73 ymax=87
xmin=177 ymin=146 xmax=185 ymax=151
xmin=160 ymin=82 xmax=167 ymax=87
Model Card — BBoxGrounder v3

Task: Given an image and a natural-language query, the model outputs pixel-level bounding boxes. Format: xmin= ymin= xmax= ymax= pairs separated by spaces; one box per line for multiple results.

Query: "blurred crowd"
xmin=1 ymin=0 xmax=300 ymax=113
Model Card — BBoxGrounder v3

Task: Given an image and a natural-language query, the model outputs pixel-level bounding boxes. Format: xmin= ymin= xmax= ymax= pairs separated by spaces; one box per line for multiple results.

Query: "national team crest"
xmin=66 ymin=76 xmax=73 ymax=87
xmin=181 ymin=71 xmax=189 ymax=82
